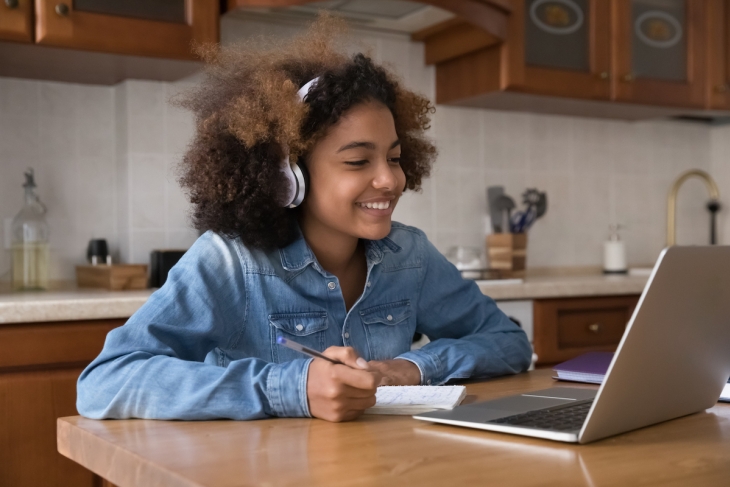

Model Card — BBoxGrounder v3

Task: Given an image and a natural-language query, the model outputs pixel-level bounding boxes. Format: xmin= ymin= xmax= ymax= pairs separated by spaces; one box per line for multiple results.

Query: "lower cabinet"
xmin=533 ymin=295 xmax=640 ymax=365
xmin=0 ymin=318 xmax=124 ymax=487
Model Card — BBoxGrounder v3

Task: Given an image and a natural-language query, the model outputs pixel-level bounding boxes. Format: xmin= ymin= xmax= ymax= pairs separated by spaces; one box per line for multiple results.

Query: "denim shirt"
xmin=77 ymin=223 xmax=531 ymax=421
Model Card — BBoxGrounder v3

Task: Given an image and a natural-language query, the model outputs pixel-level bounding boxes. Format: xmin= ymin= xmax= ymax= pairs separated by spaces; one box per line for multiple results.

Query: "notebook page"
xmin=365 ymin=386 xmax=466 ymax=415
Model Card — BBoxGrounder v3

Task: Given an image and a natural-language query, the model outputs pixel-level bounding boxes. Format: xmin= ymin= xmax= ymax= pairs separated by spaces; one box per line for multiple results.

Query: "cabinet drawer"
xmin=0 ymin=319 xmax=123 ymax=370
xmin=534 ymin=295 xmax=639 ymax=365
xmin=557 ymin=308 xmax=629 ymax=348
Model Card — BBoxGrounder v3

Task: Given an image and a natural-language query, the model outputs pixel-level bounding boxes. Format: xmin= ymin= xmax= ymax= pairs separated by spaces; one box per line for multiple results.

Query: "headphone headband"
xmin=280 ymin=77 xmax=319 ymax=208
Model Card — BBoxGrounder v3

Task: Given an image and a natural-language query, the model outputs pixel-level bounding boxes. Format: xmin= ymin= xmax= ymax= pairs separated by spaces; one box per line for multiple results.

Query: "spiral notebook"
xmin=365 ymin=385 xmax=467 ymax=415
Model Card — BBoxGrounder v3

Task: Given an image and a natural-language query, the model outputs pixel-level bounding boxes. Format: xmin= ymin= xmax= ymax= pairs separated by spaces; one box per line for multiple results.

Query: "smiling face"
xmin=300 ymin=100 xmax=405 ymax=243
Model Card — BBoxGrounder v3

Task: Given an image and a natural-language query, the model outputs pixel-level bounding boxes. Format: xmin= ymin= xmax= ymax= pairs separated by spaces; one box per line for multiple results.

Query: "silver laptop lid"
xmin=579 ymin=246 xmax=730 ymax=443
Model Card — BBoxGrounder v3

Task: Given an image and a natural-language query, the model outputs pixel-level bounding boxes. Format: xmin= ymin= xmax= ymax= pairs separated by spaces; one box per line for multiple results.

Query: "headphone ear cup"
xmin=296 ymin=160 xmax=310 ymax=201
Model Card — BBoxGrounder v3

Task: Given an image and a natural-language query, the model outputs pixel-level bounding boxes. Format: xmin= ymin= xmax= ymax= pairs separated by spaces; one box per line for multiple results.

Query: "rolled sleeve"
xmin=266 ymin=358 xmax=313 ymax=418
xmin=395 ymin=350 xmax=443 ymax=385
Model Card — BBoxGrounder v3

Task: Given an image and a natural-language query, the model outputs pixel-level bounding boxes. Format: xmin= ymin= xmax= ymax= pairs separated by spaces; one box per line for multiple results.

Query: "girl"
xmin=77 ymin=18 xmax=531 ymax=423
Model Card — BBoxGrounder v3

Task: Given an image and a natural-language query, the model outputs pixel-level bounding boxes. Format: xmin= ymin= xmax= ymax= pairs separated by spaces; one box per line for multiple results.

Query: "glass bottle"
xmin=11 ymin=169 xmax=50 ymax=290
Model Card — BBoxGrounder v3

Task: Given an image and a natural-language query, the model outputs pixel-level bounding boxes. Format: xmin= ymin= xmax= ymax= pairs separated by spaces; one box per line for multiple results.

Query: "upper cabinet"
xmin=0 ymin=0 xmax=219 ymax=84
xmin=611 ymin=0 xmax=706 ymax=108
xmin=0 ymin=0 xmax=33 ymax=42
xmin=506 ymin=0 xmax=611 ymax=100
xmin=708 ymin=0 xmax=730 ymax=109
xmin=35 ymin=0 xmax=219 ymax=60
xmin=420 ymin=0 xmax=724 ymax=117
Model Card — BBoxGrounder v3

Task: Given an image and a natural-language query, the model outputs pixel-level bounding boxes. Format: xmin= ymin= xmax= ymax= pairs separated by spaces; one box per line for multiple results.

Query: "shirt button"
xmin=327 ymin=282 xmax=336 ymax=290
xmin=295 ymin=324 xmax=304 ymax=331
xmin=386 ymin=314 xmax=393 ymax=321
xmin=426 ymin=379 xmax=432 ymax=385
xmin=344 ymin=332 xmax=350 ymax=339
xmin=366 ymin=282 xmax=371 ymax=287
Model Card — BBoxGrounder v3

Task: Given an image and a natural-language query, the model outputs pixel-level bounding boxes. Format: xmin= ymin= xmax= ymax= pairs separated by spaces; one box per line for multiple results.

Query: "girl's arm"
xmin=76 ymin=232 xmax=311 ymax=420
xmin=396 ymin=236 xmax=533 ymax=385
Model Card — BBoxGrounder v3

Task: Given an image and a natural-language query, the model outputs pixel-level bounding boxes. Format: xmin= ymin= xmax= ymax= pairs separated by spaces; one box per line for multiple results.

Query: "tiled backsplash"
xmin=0 ymin=16 xmax=725 ymax=280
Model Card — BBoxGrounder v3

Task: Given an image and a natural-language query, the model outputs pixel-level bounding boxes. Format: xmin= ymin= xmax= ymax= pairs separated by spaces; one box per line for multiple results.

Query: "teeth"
xmin=359 ymin=201 xmax=390 ymax=210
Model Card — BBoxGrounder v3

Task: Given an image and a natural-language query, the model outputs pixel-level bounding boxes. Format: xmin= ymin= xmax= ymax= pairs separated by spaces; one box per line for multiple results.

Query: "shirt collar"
xmin=279 ymin=227 xmax=403 ymax=272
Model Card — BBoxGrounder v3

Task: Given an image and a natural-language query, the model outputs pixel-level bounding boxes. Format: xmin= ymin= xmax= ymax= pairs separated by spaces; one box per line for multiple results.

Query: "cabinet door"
xmin=0 ymin=0 xmax=33 ymax=42
xmin=505 ymin=0 xmax=611 ymax=99
xmin=0 ymin=368 xmax=96 ymax=487
xmin=34 ymin=0 xmax=219 ymax=60
xmin=708 ymin=0 xmax=730 ymax=109
xmin=612 ymin=0 xmax=707 ymax=107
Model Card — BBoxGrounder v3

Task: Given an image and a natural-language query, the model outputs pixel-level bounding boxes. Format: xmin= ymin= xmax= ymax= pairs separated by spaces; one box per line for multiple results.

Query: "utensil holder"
xmin=76 ymin=264 xmax=148 ymax=290
xmin=486 ymin=233 xmax=527 ymax=278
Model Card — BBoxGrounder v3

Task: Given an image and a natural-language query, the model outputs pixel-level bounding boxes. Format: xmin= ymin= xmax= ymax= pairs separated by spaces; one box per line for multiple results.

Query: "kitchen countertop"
xmin=0 ymin=288 xmax=154 ymax=324
xmin=0 ymin=271 xmax=650 ymax=324
xmin=479 ymin=273 xmax=649 ymax=301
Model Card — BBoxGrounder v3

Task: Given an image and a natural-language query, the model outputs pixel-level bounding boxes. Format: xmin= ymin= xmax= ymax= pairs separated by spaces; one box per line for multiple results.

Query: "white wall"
xmin=0 ymin=16 xmax=721 ymax=281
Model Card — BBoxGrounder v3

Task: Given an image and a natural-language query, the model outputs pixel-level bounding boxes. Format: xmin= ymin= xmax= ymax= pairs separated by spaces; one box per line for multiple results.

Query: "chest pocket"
xmin=360 ymin=300 xmax=413 ymax=361
xmin=269 ymin=312 xmax=328 ymax=363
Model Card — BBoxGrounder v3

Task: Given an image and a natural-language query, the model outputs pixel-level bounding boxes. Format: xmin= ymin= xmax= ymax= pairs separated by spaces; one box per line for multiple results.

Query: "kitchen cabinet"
xmin=708 ymin=0 xmax=730 ymax=109
xmin=502 ymin=0 xmax=612 ymax=101
xmin=0 ymin=0 xmax=219 ymax=84
xmin=0 ymin=0 xmax=33 ymax=42
xmin=0 ymin=318 xmax=123 ymax=487
xmin=422 ymin=0 xmax=715 ymax=115
xmin=35 ymin=0 xmax=219 ymax=60
xmin=533 ymin=295 xmax=639 ymax=365
xmin=612 ymin=0 xmax=707 ymax=108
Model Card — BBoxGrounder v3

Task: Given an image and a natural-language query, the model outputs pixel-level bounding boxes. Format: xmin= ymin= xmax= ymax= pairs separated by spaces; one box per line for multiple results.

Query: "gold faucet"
xmin=666 ymin=169 xmax=720 ymax=247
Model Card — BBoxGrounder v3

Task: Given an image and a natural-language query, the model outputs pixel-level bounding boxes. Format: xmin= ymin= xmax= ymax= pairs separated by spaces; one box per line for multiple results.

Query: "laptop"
xmin=414 ymin=246 xmax=730 ymax=444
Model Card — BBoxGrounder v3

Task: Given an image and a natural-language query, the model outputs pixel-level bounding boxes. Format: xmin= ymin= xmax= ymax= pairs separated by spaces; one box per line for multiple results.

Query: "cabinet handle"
xmin=4 ymin=0 xmax=19 ymax=9
xmin=598 ymin=71 xmax=609 ymax=80
xmin=587 ymin=323 xmax=602 ymax=334
xmin=622 ymin=74 xmax=634 ymax=82
xmin=55 ymin=3 xmax=69 ymax=16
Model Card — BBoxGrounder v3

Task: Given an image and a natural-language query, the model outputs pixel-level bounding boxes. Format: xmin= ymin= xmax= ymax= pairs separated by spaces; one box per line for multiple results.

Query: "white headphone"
xmin=280 ymin=77 xmax=319 ymax=208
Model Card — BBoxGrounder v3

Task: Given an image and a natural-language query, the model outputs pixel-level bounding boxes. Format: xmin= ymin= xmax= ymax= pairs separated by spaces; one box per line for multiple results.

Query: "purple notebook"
xmin=552 ymin=352 xmax=614 ymax=384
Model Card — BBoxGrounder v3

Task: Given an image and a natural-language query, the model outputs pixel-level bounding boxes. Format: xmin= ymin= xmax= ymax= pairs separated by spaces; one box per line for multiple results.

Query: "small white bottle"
xmin=603 ymin=224 xmax=627 ymax=275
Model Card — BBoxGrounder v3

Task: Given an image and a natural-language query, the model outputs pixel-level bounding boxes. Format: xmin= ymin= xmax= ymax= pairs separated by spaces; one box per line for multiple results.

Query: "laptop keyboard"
xmin=486 ymin=399 xmax=594 ymax=432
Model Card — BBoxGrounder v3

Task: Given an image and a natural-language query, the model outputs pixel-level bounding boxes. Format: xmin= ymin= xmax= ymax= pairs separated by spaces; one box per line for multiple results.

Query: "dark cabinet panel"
xmin=0 ymin=0 xmax=33 ymax=42
xmin=525 ymin=0 xmax=591 ymax=72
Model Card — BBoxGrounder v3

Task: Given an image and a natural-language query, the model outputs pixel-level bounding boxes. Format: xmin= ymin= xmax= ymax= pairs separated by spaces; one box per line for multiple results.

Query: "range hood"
xmin=225 ymin=0 xmax=455 ymax=35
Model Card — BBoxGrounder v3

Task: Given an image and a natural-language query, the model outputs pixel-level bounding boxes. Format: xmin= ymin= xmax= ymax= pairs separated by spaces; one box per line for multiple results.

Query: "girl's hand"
xmin=306 ymin=346 xmax=381 ymax=422
xmin=366 ymin=359 xmax=421 ymax=386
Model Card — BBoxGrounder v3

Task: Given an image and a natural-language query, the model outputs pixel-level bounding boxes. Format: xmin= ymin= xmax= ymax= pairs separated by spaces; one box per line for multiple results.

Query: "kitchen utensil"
xmin=487 ymin=186 xmax=505 ymax=233
xmin=495 ymin=195 xmax=516 ymax=234
xmin=510 ymin=189 xmax=548 ymax=233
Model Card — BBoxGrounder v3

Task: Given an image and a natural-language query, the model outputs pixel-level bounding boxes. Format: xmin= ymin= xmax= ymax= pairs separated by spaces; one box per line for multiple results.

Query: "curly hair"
xmin=175 ymin=15 xmax=437 ymax=250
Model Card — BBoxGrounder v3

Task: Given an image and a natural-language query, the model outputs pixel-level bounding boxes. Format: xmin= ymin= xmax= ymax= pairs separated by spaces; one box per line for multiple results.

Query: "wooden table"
xmin=57 ymin=369 xmax=730 ymax=487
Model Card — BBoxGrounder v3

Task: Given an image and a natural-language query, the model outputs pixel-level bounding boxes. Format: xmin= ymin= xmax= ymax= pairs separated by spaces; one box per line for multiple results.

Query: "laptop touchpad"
xmin=467 ymin=395 xmax=575 ymax=413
